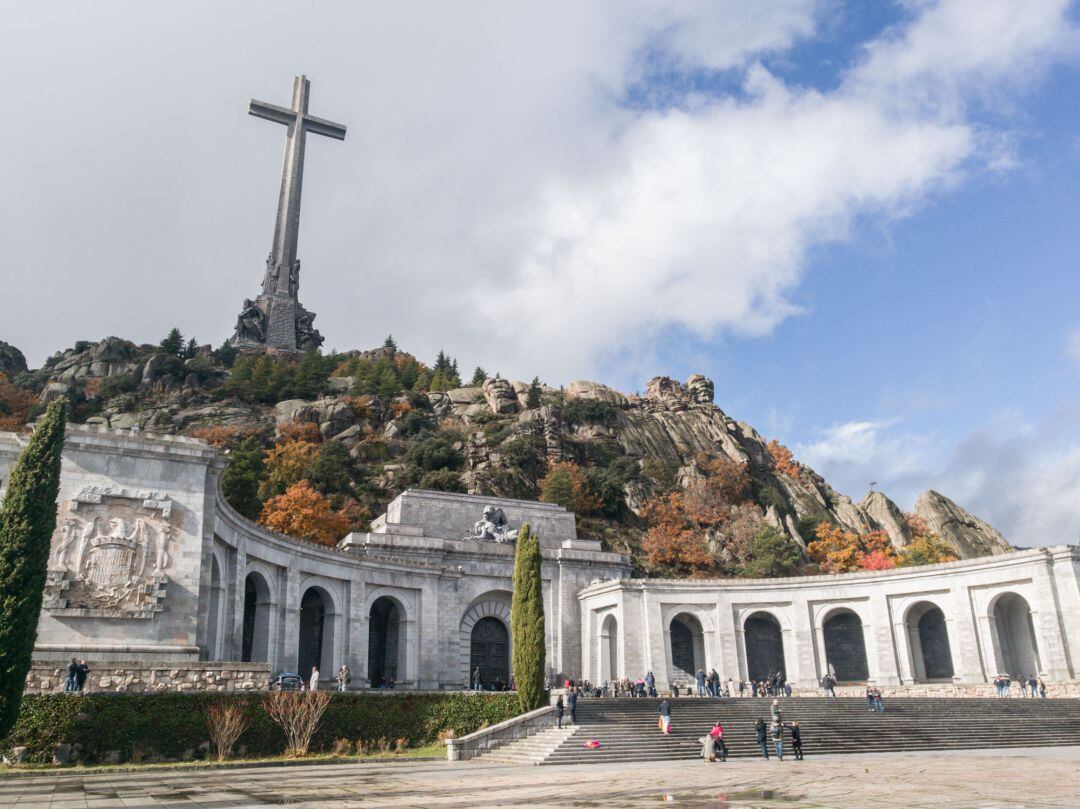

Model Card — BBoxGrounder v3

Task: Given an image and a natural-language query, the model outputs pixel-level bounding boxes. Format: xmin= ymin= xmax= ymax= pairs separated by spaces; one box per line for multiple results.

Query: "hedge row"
xmin=1 ymin=691 xmax=521 ymax=764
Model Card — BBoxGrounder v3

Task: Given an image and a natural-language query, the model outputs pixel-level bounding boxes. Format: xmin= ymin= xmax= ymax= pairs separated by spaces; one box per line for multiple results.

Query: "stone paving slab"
xmin=1 ymin=746 xmax=1077 ymax=808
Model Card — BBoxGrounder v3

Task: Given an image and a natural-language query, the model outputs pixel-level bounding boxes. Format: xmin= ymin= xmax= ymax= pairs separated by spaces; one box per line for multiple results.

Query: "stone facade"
xmin=27 ymin=661 xmax=269 ymax=693
xmin=578 ymin=547 xmax=1080 ymax=690
xmin=2 ymin=426 xmax=1079 ymax=695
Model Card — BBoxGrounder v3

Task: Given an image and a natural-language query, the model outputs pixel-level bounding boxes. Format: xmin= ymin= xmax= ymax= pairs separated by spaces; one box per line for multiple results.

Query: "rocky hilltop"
xmin=0 ymin=336 xmax=1012 ymax=569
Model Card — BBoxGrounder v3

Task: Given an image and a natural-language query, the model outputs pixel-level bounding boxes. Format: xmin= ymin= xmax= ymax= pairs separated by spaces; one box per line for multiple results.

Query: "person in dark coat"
xmin=75 ymin=660 xmax=89 ymax=692
xmin=790 ymin=720 xmax=803 ymax=760
xmin=555 ymin=695 xmax=565 ymax=729
xmin=566 ymin=690 xmax=577 ymax=725
xmin=658 ymin=698 xmax=671 ymax=733
xmin=755 ymin=718 xmax=769 ymax=759
xmin=64 ymin=657 xmax=78 ymax=692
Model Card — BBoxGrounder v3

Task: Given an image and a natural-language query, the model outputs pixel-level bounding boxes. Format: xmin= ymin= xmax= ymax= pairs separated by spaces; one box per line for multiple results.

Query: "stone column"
xmin=1049 ymin=548 xmax=1080 ymax=678
xmin=867 ymin=593 xmax=901 ymax=685
xmin=280 ymin=565 xmax=300 ymax=672
xmin=713 ymin=596 xmax=740 ymax=682
xmin=228 ymin=545 xmax=248 ymax=662
xmin=949 ymin=587 xmax=986 ymax=682
xmin=787 ymin=597 xmax=817 ymax=687
xmin=416 ymin=579 xmax=439 ymax=689
xmin=1031 ymin=561 xmax=1071 ymax=680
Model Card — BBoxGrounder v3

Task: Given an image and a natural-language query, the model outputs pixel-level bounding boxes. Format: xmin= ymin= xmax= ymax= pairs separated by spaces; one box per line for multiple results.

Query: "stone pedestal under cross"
xmin=231 ymin=75 xmax=346 ymax=352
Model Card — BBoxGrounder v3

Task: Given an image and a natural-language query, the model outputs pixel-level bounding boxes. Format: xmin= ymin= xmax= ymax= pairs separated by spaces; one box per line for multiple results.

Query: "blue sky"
xmin=2 ymin=1 xmax=1079 ymax=544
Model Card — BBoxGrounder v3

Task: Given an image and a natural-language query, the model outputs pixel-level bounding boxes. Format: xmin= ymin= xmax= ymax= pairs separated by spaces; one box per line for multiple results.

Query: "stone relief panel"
xmin=43 ymin=485 xmax=175 ymax=619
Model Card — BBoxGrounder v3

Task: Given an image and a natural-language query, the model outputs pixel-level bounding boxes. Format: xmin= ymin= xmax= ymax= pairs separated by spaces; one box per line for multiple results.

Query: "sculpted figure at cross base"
xmin=465 ymin=505 xmax=518 ymax=543
xmin=235 ymin=299 xmax=267 ymax=343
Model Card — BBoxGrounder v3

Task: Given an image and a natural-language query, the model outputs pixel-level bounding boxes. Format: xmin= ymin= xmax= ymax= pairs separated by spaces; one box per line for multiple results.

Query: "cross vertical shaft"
xmin=232 ymin=75 xmax=346 ymax=352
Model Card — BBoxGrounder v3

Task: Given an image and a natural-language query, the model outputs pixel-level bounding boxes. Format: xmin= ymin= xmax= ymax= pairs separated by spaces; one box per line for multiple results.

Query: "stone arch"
xmin=459 ymin=592 xmax=513 ymax=690
xmin=905 ymin=601 xmax=954 ymax=682
xmin=822 ymin=607 xmax=869 ymax=682
xmin=241 ymin=569 xmax=273 ymax=663
xmin=669 ymin=612 xmax=705 ymax=683
xmin=744 ymin=611 xmax=785 ymax=682
xmin=991 ymin=592 xmax=1041 ymax=677
xmin=367 ymin=594 xmax=408 ymax=688
xmin=298 ymin=584 xmax=338 ymax=684
xmin=599 ymin=613 xmax=619 ymax=682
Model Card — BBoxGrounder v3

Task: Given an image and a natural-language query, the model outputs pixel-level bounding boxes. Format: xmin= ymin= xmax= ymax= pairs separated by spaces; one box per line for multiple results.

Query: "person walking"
xmin=727 ymin=677 xmax=736 ymax=699
xmin=770 ymin=720 xmax=785 ymax=760
xmin=567 ymin=689 xmax=578 ymax=725
xmin=473 ymin=666 xmax=483 ymax=691
xmin=336 ymin=664 xmax=351 ymax=692
xmin=865 ymin=685 xmax=875 ymax=713
xmin=873 ymin=687 xmax=884 ymax=714
xmin=695 ymin=668 xmax=706 ymax=697
xmin=64 ymin=657 xmax=78 ymax=692
xmin=1018 ymin=676 xmax=1028 ymax=697
xmin=755 ymin=718 xmax=769 ymax=759
xmin=658 ymin=698 xmax=672 ymax=734
xmin=1038 ymin=674 xmax=1047 ymax=698
xmin=784 ymin=682 xmax=793 ymax=698
xmin=771 ymin=699 xmax=782 ymax=724
xmin=646 ymin=671 xmax=657 ymax=698
xmin=738 ymin=679 xmax=746 ymax=698
xmin=75 ymin=660 xmax=89 ymax=692
xmin=1028 ymin=675 xmax=1038 ymax=698
xmin=309 ymin=665 xmax=320 ymax=691
xmin=555 ymin=695 xmax=565 ymax=729
xmin=790 ymin=720 xmax=803 ymax=760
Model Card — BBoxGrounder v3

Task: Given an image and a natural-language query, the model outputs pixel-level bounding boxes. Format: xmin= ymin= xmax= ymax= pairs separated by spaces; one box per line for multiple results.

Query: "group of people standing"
xmin=63 ymin=657 xmax=90 ymax=692
xmin=653 ymin=697 xmax=805 ymax=762
xmin=994 ymin=674 xmax=1046 ymax=697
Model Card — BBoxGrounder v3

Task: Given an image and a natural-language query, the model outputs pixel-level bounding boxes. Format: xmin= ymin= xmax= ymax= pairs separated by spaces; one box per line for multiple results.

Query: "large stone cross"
xmin=250 ymin=75 xmax=346 ymax=299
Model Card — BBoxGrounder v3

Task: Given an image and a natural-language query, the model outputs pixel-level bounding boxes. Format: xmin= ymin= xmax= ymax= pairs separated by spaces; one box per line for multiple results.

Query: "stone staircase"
xmin=478 ymin=724 xmax=579 ymax=765
xmin=536 ymin=697 xmax=1080 ymax=766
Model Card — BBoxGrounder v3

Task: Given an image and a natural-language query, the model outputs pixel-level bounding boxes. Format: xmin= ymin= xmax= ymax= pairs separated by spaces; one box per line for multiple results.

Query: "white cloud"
xmin=1066 ymin=328 xmax=1080 ymax=362
xmin=0 ymin=1 xmax=1077 ymax=383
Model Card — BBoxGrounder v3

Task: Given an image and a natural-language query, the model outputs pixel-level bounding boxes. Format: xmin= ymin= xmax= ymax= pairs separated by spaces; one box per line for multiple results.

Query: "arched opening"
xmin=206 ymin=555 xmax=224 ymax=660
xmin=368 ymin=596 xmax=403 ymax=688
xmin=470 ymin=617 xmax=509 ymax=690
xmin=669 ymin=613 xmax=705 ymax=682
xmin=241 ymin=572 xmax=272 ymax=663
xmin=822 ymin=609 xmax=869 ymax=682
xmin=744 ymin=612 xmax=784 ymax=682
xmin=600 ymin=614 xmax=618 ymax=682
xmin=993 ymin=593 xmax=1040 ymax=677
xmin=906 ymin=602 xmax=953 ymax=682
xmin=298 ymin=587 xmax=334 ymax=682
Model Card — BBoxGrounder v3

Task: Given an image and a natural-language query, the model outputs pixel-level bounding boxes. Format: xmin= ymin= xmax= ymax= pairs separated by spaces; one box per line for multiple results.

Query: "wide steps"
xmin=539 ymin=697 xmax=1080 ymax=765
xmin=479 ymin=724 xmax=578 ymax=765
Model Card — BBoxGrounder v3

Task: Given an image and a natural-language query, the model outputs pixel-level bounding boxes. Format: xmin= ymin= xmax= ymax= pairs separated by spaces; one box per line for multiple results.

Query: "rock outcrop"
xmin=861 ymin=490 xmax=912 ymax=550
xmin=914 ymin=490 xmax=1012 ymax=558
xmin=0 ymin=340 xmax=27 ymax=378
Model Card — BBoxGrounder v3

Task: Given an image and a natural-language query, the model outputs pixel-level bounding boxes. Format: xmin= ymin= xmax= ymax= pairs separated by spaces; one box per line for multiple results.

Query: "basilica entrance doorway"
xmin=470 ymin=617 xmax=509 ymax=689
xmin=367 ymin=596 xmax=402 ymax=687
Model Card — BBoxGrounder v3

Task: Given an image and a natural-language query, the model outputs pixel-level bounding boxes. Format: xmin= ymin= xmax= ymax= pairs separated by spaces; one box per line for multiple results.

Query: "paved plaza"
xmin=1 ymin=746 xmax=1077 ymax=808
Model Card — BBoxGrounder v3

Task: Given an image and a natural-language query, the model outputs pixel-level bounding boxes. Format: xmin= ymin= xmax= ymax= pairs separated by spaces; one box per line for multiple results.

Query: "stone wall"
xmin=25 ymin=661 xmax=271 ymax=693
xmin=788 ymin=681 xmax=1080 ymax=698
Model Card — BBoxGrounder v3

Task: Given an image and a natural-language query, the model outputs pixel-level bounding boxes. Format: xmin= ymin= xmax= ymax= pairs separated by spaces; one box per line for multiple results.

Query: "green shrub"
xmin=561 ymin=398 xmax=617 ymax=427
xmin=404 ymin=436 xmax=463 ymax=472
xmin=1 ymin=692 xmax=521 ymax=765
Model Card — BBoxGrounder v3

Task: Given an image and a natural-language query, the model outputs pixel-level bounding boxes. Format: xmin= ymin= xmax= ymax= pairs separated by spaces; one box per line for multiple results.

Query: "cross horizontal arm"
xmin=248 ymin=100 xmax=295 ymax=126
xmin=303 ymin=114 xmax=347 ymax=140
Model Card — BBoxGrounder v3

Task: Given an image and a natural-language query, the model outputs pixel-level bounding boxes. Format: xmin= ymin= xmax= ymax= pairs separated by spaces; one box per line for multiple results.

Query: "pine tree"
xmin=0 ymin=399 xmax=67 ymax=739
xmin=525 ymin=377 xmax=542 ymax=409
xmin=183 ymin=337 xmax=199 ymax=359
xmin=510 ymin=523 xmax=546 ymax=712
xmin=159 ymin=327 xmax=184 ymax=357
xmin=220 ymin=436 xmax=265 ymax=519
xmin=383 ymin=335 xmax=397 ymax=352
xmin=470 ymin=367 xmax=487 ymax=386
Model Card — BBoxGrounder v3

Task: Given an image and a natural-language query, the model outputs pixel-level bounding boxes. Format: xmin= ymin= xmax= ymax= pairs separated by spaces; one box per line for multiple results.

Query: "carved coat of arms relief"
xmin=44 ymin=485 xmax=175 ymax=619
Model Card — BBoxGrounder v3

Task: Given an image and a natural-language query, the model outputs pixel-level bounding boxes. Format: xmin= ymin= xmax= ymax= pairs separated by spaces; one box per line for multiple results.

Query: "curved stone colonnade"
xmin=208 ymin=488 xmax=629 ymax=689
xmin=579 ymin=546 xmax=1080 ymax=690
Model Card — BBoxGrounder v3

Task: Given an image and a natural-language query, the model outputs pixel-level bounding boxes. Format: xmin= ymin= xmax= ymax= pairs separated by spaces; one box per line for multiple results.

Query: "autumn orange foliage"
xmin=766 ymin=440 xmax=800 ymax=480
xmin=189 ymin=425 xmax=261 ymax=449
xmin=0 ymin=372 xmax=38 ymax=431
xmin=276 ymin=420 xmax=322 ymax=444
xmin=539 ymin=461 xmax=602 ymax=516
xmin=807 ymin=523 xmax=897 ymax=573
xmin=641 ymin=491 xmax=715 ymax=576
xmin=258 ymin=480 xmax=351 ymax=546
xmin=259 ymin=439 xmax=321 ymax=499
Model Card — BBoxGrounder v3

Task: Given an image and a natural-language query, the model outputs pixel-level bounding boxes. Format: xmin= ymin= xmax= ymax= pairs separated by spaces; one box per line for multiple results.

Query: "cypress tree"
xmin=510 ymin=523 xmax=546 ymax=712
xmin=0 ymin=399 xmax=67 ymax=739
